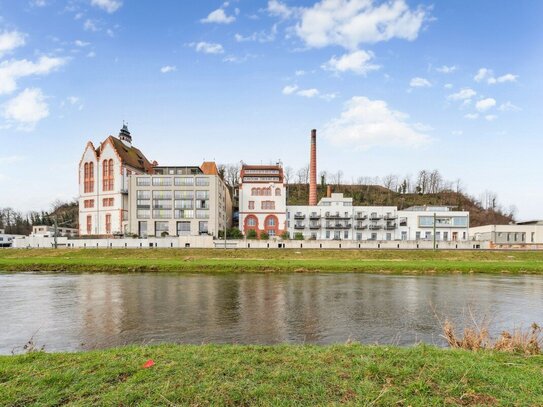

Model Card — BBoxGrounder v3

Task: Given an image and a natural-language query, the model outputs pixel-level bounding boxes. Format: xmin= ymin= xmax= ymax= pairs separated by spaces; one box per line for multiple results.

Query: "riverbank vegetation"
xmin=1 ymin=248 xmax=543 ymax=274
xmin=1 ymin=344 xmax=542 ymax=405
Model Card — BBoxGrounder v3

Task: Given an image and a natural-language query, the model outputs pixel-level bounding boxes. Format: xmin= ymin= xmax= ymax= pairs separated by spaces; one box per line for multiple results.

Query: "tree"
xmin=280 ymin=231 xmax=290 ymax=240
xmin=260 ymin=232 xmax=269 ymax=240
xmin=294 ymin=232 xmax=304 ymax=240
xmin=246 ymin=229 xmax=257 ymax=240
xmin=283 ymin=166 xmax=293 ymax=185
xmin=296 ymin=165 xmax=310 ymax=184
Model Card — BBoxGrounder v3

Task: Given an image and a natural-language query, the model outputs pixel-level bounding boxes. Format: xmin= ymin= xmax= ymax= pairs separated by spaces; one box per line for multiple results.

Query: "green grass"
xmin=1 ymin=248 xmax=543 ymax=274
xmin=1 ymin=344 xmax=542 ymax=406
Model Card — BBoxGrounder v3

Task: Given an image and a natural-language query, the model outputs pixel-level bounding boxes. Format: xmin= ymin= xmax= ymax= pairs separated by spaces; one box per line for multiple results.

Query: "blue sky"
xmin=0 ymin=0 xmax=541 ymax=220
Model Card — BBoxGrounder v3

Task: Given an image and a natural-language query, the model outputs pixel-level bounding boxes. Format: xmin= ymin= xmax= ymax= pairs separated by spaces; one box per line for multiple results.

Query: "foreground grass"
xmin=1 ymin=344 xmax=542 ymax=406
xmin=1 ymin=248 xmax=543 ymax=274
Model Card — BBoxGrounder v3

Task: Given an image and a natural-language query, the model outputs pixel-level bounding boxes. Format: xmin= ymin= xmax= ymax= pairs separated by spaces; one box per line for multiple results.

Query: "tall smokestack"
xmin=309 ymin=129 xmax=317 ymax=206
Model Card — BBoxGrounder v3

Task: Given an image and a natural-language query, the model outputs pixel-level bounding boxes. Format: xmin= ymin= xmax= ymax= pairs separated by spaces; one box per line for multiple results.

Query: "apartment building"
xmin=238 ymin=164 xmax=286 ymax=237
xmin=470 ymin=221 xmax=543 ymax=245
xmin=31 ymin=225 xmax=78 ymax=238
xmin=127 ymin=163 xmax=232 ymax=238
xmin=286 ymin=193 xmax=469 ymax=242
xmin=78 ymin=125 xmax=155 ymax=236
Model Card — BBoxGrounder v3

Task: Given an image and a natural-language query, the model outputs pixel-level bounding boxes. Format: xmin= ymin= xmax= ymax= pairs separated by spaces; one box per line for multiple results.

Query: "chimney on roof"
xmin=309 ymin=129 xmax=317 ymax=206
xmin=119 ymin=123 xmax=132 ymax=147
xmin=327 ymin=185 xmax=332 ymax=198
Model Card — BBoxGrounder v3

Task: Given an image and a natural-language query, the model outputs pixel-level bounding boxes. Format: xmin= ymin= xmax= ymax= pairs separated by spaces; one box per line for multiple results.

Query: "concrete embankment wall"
xmin=11 ymin=236 xmax=488 ymax=250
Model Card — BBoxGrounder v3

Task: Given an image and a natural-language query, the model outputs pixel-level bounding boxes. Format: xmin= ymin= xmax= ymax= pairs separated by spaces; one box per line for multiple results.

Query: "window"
xmin=86 ymin=215 xmax=92 ymax=234
xmin=248 ymin=201 xmax=255 ymax=210
xmin=102 ymin=159 xmax=114 ymax=191
xmin=415 ymin=231 xmax=421 ymax=240
xmin=152 ymin=177 xmax=172 ymax=187
xmin=84 ymin=199 xmax=94 ymax=208
xmin=325 ymin=230 xmax=330 ymax=239
xmin=199 ymin=221 xmax=208 ymax=234
xmin=153 ymin=210 xmax=171 ymax=219
xmin=196 ymin=191 xmax=209 ymax=199
xmin=532 ymin=232 xmax=535 ymax=243
xmin=103 ymin=198 xmax=114 ymax=207
xmin=137 ymin=209 xmax=150 ymax=219
xmin=137 ymin=177 xmax=151 ymax=186
xmin=83 ymin=162 xmax=95 ymax=193
xmin=267 ymin=217 xmax=276 ymax=227
xmin=196 ymin=210 xmax=209 ymax=219
xmin=105 ymin=214 xmax=111 ymax=234
xmin=174 ymin=209 xmax=194 ymax=219
xmin=195 ymin=177 xmax=209 ymax=186
xmin=175 ymin=177 xmax=194 ymax=186
xmin=275 ymin=188 xmax=281 ymax=196
xmin=155 ymin=221 xmax=169 ymax=235
xmin=401 ymin=231 xmax=407 ymax=241
xmin=268 ymin=230 xmax=276 ymax=237
xmin=174 ymin=199 xmax=193 ymax=209
xmin=371 ymin=233 xmax=377 ymax=240
xmin=177 ymin=221 xmax=191 ymax=236
xmin=386 ymin=233 xmax=391 ymax=241
xmin=443 ymin=232 xmax=449 ymax=241
xmin=247 ymin=218 xmax=256 ymax=227
xmin=174 ymin=190 xmax=194 ymax=199
xmin=344 ymin=231 xmax=349 ymax=239
xmin=261 ymin=201 xmax=275 ymax=210
xmin=399 ymin=217 xmax=407 ymax=227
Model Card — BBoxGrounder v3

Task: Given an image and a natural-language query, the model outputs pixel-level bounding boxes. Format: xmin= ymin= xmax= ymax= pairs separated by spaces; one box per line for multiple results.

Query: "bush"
xmin=280 ymin=231 xmax=290 ymax=240
xmin=246 ymin=229 xmax=257 ymax=240
xmin=260 ymin=232 xmax=269 ymax=240
xmin=294 ymin=232 xmax=304 ymax=240
xmin=161 ymin=231 xmax=169 ymax=237
xmin=219 ymin=228 xmax=243 ymax=239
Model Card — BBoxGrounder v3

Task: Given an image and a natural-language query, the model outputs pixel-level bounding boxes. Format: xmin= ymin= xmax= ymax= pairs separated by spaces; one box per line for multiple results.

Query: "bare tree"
xmin=382 ymin=174 xmax=399 ymax=191
xmin=283 ymin=166 xmax=293 ymax=185
xmin=329 ymin=170 xmax=344 ymax=186
xmin=296 ymin=164 xmax=309 ymax=184
xmin=416 ymin=170 xmax=428 ymax=194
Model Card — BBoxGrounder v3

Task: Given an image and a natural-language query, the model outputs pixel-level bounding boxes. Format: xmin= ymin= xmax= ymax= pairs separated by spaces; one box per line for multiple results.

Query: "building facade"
xmin=31 ymin=225 xmax=78 ymax=237
xmin=127 ymin=163 xmax=232 ymax=238
xmin=78 ymin=125 xmax=155 ymax=236
xmin=470 ymin=221 xmax=543 ymax=245
xmin=238 ymin=164 xmax=287 ymax=238
xmin=286 ymin=193 xmax=469 ymax=242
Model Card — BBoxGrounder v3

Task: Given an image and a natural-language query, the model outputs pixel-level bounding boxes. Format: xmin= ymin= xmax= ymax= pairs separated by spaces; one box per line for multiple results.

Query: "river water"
xmin=1 ymin=272 xmax=542 ymax=354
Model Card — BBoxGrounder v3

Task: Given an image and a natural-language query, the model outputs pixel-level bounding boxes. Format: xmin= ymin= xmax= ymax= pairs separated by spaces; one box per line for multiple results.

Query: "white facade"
xmin=470 ymin=222 xmax=543 ymax=245
xmin=238 ymin=165 xmax=287 ymax=238
xmin=31 ymin=225 xmax=78 ymax=237
xmin=286 ymin=193 xmax=469 ymax=242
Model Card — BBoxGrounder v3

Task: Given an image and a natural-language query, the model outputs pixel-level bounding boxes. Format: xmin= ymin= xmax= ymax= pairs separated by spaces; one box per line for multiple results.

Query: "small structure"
xmin=31 ymin=225 xmax=78 ymax=238
xmin=470 ymin=221 xmax=543 ymax=249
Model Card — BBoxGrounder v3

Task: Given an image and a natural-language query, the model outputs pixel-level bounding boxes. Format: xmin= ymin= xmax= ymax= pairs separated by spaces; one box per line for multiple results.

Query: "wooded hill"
xmin=285 ymin=183 xmax=513 ymax=227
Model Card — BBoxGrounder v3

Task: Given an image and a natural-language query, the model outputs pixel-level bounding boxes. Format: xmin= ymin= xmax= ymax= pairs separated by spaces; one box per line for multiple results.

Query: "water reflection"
xmin=1 ymin=273 xmax=542 ymax=353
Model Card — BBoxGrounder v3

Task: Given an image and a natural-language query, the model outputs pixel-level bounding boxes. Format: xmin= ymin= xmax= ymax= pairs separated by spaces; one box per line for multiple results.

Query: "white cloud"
xmin=485 ymin=114 xmax=497 ymax=121
xmin=322 ymin=96 xmax=430 ymax=150
xmin=295 ymin=70 xmax=306 ymax=76
xmin=451 ymin=130 xmax=463 ymax=136
xmin=475 ymin=68 xmax=518 ymax=84
xmin=235 ymin=26 xmax=276 ymax=43
xmin=160 ymin=65 xmax=176 ymax=73
xmin=2 ymin=88 xmax=49 ymax=129
xmin=61 ymin=96 xmax=84 ymax=111
xmin=282 ymin=85 xmax=298 ymax=95
xmin=464 ymin=113 xmax=479 ymax=120
xmin=436 ymin=65 xmax=456 ymax=74
xmin=91 ymin=0 xmax=122 ymax=13
xmin=0 ymin=56 xmax=66 ymax=95
xmin=447 ymin=88 xmax=476 ymax=101
xmin=322 ymin=50 xmax=379 ymax=75
xmin=86 ymin=51 xmax=96 ymax=58
xmin=267 ymin=0 xmax=294 ymax=19
xmin=295 ymin=0 xmax=427 ymax=50
xmin=74 ymin=40 xmax=90 ymax=47
xmin=84 ymin=19 xmax=99 ymax=32
xmin=475 ymin=97 xmax=496 ymax=112
xmin=443 ymin=83 xmax=453 ymax=89
xmin=297 ymin=88 xmax=319 ymax=98
xmin=201 ymin=8 xmax=236 ymax=24
xmin=498 ymin=101 xmax=521 ymax=112
xmin=0 ymin=31 xmax=26 ymax=57
xmin=191 ymin=42 xmax=224 ymax=54
xmin=409 ymin=77 xmax=431 ymax=87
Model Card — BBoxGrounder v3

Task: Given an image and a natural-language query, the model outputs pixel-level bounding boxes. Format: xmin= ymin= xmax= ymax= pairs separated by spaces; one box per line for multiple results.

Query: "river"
xmin=1 ymin=272 xmax=542 ymax=354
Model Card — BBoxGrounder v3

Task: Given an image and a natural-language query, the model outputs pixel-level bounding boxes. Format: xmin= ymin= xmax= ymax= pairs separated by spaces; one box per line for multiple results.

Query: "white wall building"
xmin=286 ymin=193 xmax=469 ymax=242
xmin=31 ymin=225 xmax=78 ymax=238
xmin=238 ymin=164 xmax=287 ymax=238
xmin=470 ymin=221 xmax=543 ymax=248
xmin=78 ymin=125 xmax=155 ymax=236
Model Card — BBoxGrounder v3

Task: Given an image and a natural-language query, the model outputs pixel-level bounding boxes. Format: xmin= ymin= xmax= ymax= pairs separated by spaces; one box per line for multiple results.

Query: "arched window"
xmin=102 ymin=160 xmax=109 ymax=190
xmin=248 ymin=218 xmax=256 ymax=227
xmin=85 ymin=162 xmax=94 ymax=193
xmin=267 ymin=217 xmax=275 ymax=227
xmin=275 ymin=188 xmax=281 ymax=196
xmin=108 ymin=159 xmax=114 ymax=190
xmin=251 ymin=188 xmax=256 ymax=196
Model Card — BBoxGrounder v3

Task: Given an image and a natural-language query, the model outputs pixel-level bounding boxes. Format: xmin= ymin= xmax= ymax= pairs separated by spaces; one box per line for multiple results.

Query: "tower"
xmin=119 ymin=123 xmax=132 ymax=146
xmin=309 ymin=129 xmax=317 ymax=206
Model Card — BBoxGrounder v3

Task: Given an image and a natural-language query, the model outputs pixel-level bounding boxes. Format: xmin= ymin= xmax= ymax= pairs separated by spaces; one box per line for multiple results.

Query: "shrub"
xmin=260 ymin=232 xmax=269 ymax=240
xmin=246 ymin=229 xmax=257 ymax=240
xmin=294 ymin=232 xmax=304 ymax=240
xmin=280 ymin=231 xmax=290 ymax=240
xmin=161 ymin=231 xmax=169 ymax=238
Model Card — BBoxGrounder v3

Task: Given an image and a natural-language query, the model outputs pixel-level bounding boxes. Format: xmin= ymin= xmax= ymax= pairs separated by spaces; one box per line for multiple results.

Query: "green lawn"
xmin=1 ymin=248 xmax=543 ymax=274
xmin=1 ymin=344 xmax=541 ymax=406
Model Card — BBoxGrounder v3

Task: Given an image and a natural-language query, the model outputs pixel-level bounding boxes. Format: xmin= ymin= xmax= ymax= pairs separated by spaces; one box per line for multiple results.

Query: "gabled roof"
xmin=103 ymin=136 xmax=155 ymax=173
xmin=201 ymin=161 xmax=219 ymax=176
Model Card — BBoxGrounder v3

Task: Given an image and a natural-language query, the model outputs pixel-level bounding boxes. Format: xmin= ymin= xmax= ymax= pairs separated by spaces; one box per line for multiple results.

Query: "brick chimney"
xmin=327 ymin=185 xmax=332 ymax=198
xmin=309 ymin=129 xmax=317 ymax=206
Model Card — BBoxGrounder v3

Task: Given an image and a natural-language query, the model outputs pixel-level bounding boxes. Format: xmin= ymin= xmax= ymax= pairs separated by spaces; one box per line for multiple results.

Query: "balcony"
xmin=385 ymin=224 xmax=397 ymax=230
xmin=333 ymin=223 xmax=351 ymax=229
xmin=309 ymin=223 xmax=321 ymax=229
xmin=325 ymin=213 xmax=351 ymax=220
xmin=294 ymin=213 xmax=306 ymax=220
xmin=309 ymin=213 xmax=321 ymax=220
xmin=384 ymin=214 xmax=397 ymax=221
xmin=369 ymin=224 xmax=382 ymax=230
xmin=369 ymin=215 xmax=382 ymax=221
xmin=354 ymin=224 xmax=367 ymax=230
xmin=294 ymin=224 xmax=305 ymax=229
xmin=354 ymin=213 xmax=367 ymax=220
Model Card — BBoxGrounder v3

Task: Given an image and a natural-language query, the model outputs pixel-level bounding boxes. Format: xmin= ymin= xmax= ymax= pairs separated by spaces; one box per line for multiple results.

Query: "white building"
xmin=286 ymin=193 xmax=469 ymax=242
xmin=470 ymin=221 xmax=543 ymax=248
xmin=78 ymin=125 xmax=156 ymax=236
xmin=238 ymin=164 xmax=287 ymax=238
xmin=31 ymin=225 xmax=78 ymax=238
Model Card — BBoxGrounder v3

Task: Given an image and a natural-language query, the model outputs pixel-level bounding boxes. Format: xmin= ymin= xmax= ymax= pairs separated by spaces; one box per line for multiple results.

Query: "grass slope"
xmin=1 ymin=344 xmax=542 ymax=406
xmin=1 ymin=248 xmax=543 ymax=274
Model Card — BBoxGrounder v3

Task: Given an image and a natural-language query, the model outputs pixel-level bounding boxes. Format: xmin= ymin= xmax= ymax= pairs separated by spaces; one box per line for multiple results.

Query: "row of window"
xmin=248 ymin=200 xmax=276 ymax=210
xmin=251 ymin=187 xmax=281 ymax=196
xmin=83 ymin=161 xmax=116 ymax=193
xmin=136 ymin=190 xmax=209 ymax=199
xmin=246 ymin=217 xmax=276 ymax=227
xmin=136 ymin=177 xmax=210 ymax=187
xmin=138 ymin=221 xmax=209 ymax=236
xmin=83 ymin=162 xmax=95 ymax=193
xmin=86 ymin=213 xmax=113 ymax=234
xmin=294 ymin=231 xmax=467 ymax=241
xmin=83 ymin=198 xmax=115 ymax=208
xmin=136 ymin=209 xmax=210 ymax=219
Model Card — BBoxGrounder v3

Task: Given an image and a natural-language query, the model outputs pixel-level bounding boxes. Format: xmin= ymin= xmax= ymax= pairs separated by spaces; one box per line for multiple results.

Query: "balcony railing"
xmin=384 ymin=224 xmax=397 ymax=230
xmin=309 ymin=223 xmax=321 ymax=229
xmin=294 ymin=224 xmax=305 ymax=229
xmin=369 ymin=224 xmax=382 ymax=230
xmin=325 ymin=214 xmax=351 ymax=220
xmin=384 ymin=215 xmax=397 ymax=220
xmin=294 ymin=213 xmax=306 ymax=220
xmin=309 ymin=214 xmax=321 ymax=220
xmin=354 ymin=214 xmax=367 ymax=220
xmin=369 ymin=215 xmax=382 ymax=221
xmin=354 ymin=224 xmax=367 ymax=230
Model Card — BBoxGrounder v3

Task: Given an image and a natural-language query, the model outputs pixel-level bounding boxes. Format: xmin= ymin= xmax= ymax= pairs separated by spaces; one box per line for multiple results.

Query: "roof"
xmin=104 ymin=136 xmax=155 ymax=173
xmin=200 ymin=161 xmax=219 ymax=176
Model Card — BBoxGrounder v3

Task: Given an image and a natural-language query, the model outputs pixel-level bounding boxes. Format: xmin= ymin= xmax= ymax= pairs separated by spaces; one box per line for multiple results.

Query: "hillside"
xmin=285 ymin=184 xmax=513 ymax=227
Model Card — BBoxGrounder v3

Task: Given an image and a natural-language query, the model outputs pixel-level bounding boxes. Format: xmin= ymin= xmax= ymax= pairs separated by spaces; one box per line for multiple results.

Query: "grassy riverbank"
xmin=1 ymin=344 xmax=542 ymax=406
xmin=1 ymin=248 xmax=543 ymax=274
